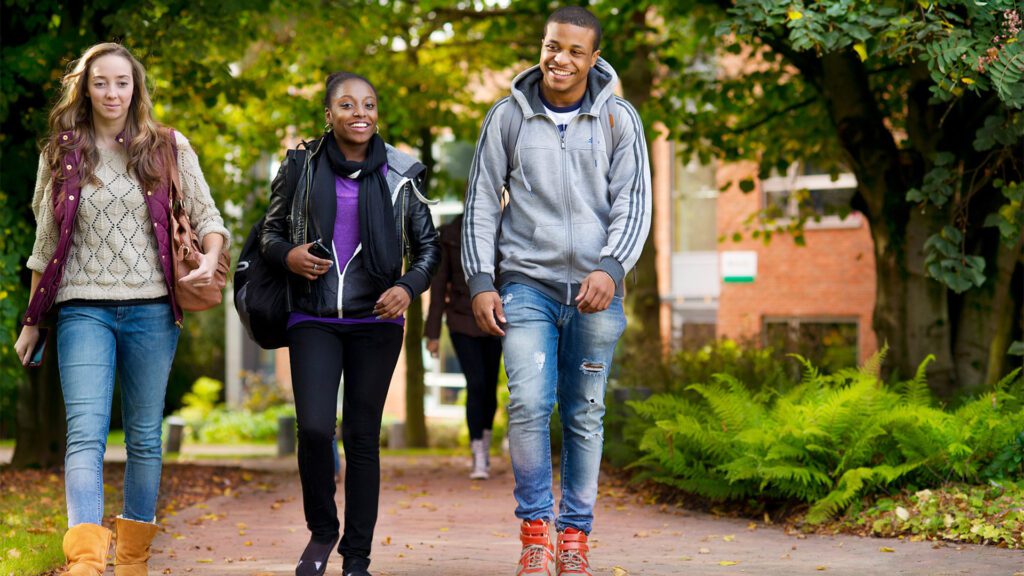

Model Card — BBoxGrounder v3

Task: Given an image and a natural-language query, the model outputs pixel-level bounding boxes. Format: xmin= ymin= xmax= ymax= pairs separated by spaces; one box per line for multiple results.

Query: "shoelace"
xmin=524 ymin=544 xmax=550 ymax=569
xmin=558 ymin=549 xmax=586 ymax=571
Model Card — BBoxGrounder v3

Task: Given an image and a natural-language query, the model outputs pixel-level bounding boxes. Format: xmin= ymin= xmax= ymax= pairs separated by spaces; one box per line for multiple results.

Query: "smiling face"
xmin=539 ymin=22 xmax=600 ymax=107
xmin=325 ymin=78 xmax=378 ymax=159
xmin=87 ymin=54 xmax=134 ymax=127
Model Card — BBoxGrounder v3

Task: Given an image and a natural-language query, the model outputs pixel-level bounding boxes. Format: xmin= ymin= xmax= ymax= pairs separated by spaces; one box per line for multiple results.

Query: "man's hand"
xmin=426 ymin=338 xmax=440 ymax=358
xmin=471 ymin=292 xmax=506 ymax=336
xmin=575 ymin=271 xmax=615 ymax=314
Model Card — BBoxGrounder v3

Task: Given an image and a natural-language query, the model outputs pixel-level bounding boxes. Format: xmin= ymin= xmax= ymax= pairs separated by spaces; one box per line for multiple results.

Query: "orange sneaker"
xmin=515 ymin=519 xmax=555 ymax=575
xmin=556 ymin=528 xmax=591 ymax=576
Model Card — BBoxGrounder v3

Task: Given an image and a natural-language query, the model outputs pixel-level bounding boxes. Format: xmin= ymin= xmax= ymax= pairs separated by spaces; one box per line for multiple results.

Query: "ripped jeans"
xmin=499 ymin=282 xmax=626 ymax=533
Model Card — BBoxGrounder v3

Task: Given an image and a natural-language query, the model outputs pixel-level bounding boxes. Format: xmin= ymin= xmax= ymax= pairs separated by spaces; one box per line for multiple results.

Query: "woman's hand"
xmin=14 ymin=325 xmax=40 ymax=366
xmin=178 ymin=251 xmax=219 ymax=287
xmin=286 ymin=243 xmax=333 ymax=281
xmin=374 ymin=286 xmax=411 ymax=319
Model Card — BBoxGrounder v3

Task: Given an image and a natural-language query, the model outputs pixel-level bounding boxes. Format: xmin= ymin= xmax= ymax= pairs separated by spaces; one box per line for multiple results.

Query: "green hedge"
xmin=627 ymin=351 xmax=1024 ymax=523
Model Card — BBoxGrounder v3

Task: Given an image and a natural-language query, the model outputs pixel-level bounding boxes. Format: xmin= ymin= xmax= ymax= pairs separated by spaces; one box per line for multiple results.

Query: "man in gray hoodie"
xmin=462 ymin=7 xmax=651 ymax=575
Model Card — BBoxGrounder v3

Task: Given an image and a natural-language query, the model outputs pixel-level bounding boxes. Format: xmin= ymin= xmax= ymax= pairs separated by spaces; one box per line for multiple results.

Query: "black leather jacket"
xmin=260 ymin=137 xmax=440 ymax=319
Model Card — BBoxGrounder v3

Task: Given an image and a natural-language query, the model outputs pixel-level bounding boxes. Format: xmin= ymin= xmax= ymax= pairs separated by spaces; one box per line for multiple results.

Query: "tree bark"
xmin=982 ymin=232 xmax=1024 ymax=387
xmin=10 ymin=329 xmax=66 ymax=468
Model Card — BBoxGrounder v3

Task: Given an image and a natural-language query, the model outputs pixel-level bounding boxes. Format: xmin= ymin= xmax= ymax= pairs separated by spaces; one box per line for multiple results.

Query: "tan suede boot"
xmin=113 ymin=517 xmax=160 ymax=576
xmin=62 ymin=523 xmax=112 ymax=576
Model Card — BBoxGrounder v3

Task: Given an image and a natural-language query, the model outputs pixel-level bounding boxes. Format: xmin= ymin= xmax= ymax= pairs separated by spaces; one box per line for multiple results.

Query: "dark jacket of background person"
xmin=260 ymin=136 xmax=440 ymax=318
xmin=425 ymin=214 xmax=487 ymax=339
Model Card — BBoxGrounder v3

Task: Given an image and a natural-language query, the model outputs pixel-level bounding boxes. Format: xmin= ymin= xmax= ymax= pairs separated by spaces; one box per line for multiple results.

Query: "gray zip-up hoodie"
xmin=462 ymin=57 xmax=652 ymax=305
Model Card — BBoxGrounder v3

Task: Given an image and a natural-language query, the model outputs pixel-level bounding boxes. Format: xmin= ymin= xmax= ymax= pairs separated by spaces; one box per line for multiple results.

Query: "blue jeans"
xmin=500 ymin=282 xmax=626 ymax=533
xmin=57 ymin=303 xmax=179 ymax=527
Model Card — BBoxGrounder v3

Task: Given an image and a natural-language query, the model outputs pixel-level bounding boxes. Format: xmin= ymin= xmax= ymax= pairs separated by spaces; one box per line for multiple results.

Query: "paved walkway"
xmin=152 ymin=454 xmax=1024 ymax=576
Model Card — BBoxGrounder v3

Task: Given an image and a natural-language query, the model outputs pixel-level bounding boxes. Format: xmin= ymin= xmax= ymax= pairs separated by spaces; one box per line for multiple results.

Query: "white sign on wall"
xmin=721 ymin=251 xmax=757 ymax=283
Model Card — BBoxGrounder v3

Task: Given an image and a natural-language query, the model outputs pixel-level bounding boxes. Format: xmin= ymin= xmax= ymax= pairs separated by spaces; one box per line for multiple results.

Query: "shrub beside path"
xmin=152 ymin=454 xmax=1023 ymax=576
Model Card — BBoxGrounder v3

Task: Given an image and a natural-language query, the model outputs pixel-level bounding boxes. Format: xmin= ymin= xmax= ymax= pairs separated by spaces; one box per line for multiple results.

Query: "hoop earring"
xmin=375 ymin=124 xmax=380 ymax=134
xmin=324 ymin=122 xmax=332 ymax=133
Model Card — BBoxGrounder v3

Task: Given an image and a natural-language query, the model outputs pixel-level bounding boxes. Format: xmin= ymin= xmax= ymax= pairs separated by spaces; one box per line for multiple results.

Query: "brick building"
xmin=654 ymin=140 xmax=879 ymax=367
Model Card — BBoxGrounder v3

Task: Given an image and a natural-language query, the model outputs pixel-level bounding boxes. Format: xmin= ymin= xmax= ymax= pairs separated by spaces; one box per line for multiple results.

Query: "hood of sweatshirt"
xmin=509 ymin=57 xmax=619 ymax=118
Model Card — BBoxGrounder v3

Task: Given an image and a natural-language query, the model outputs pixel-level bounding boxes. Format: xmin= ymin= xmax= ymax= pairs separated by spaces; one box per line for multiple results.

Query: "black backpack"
xmin=233 ymin=147 xmax=307 ymax=349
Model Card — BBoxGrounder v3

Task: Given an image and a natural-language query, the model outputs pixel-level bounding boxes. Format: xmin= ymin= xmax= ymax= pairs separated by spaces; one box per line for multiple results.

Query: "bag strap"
xmin=168 ymin=128 xmax=183 ymax=210
xmin=501 ymin=100 xmax=524 ymax=190
xmin=284 ymin=145 xmax=308 ymax=196
xmin=500 ymin=97 xmax=623 ymax=184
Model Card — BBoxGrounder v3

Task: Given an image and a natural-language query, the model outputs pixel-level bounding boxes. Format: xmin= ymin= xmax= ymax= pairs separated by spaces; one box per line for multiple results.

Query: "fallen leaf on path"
xmin=816 ymin=566 xmax=827 ymax=571
xmin=680 ymin=556 xmax=692 ymax=561
xmin=439 ymin=527 xmax=449 ymax=532
xmin=879 ymin=547 xmax=895 ymax=553
xmin=612 ymin=567 xmax=629 ymax=576
xmin=244 ymin=541 xmax=252 ymax=547
xmin=698 ymin=547 xmax=711 ymax=554
xmin=633 ymin=531 xmax=648 ymax=538
xmin=196 ymin=559 xmax=213 ymax=564
xmin=718 ymin=560 xmax=738 ymax=566
xmin=747 ymin=522 xmax=757 ymax=531
xmin=382 ymin=536 xmax=392 ymax=545
xmin=723 ymin=534 xmax=735 ymax=542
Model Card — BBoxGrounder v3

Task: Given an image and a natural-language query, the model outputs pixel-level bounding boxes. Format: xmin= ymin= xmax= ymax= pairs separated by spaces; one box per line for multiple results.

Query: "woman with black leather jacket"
xmin=260 ymin=71 xmax=439 ymax=576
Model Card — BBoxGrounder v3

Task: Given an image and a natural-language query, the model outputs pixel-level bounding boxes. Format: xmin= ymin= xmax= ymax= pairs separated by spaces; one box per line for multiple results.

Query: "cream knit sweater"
xmin=28 ymin=131 xmax=230 ymax=303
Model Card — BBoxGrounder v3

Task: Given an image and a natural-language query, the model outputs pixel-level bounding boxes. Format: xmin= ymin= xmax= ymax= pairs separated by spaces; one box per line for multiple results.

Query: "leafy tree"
xmin=645 ymin=0 xmax=1023 ymax=394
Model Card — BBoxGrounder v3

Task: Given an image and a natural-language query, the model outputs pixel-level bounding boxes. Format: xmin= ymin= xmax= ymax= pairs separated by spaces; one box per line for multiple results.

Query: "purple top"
xmin=289 ymin=165 xmax=403 ymax=328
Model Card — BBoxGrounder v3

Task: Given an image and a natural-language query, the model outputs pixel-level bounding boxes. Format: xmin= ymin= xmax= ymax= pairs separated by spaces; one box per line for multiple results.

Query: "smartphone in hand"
xmin=27 ymin=327 xmax=49 ymax=368
xmin=308 ymin=239 xmax=332 ymax=260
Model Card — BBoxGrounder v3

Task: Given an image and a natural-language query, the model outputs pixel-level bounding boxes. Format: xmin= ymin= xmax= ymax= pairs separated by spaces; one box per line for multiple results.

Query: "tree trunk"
xmin=982 ymin=232 xmax=1024 ymax=386
xmin=875 ymin=207 xmax=957 ymax=394
xmin=403 ymin=127 xmax=434 ymax=448
xmin=404 ymin=294 xmax=428 ymax=448
xmin=11 ymin=329 xmax=66 ymax=468
xmin=618 ymin=7 xmax=662 ymax=358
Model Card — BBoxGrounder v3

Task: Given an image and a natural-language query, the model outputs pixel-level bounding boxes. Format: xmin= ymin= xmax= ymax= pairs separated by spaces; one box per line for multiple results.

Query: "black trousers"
xmin=288 ymin=321 xmax=403 ymax=569
xmin=449 ymin=332 xmax=503 ymax=440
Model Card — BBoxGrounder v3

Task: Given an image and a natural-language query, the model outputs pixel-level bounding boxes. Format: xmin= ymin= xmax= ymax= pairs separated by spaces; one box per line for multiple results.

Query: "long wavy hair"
xmin=43 ymin=42 xmax=171 ymax=193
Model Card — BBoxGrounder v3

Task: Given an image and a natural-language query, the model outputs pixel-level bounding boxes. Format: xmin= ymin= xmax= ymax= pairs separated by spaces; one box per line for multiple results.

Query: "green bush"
xmin=171 ymin=376 xmax=295 ymax=443
xmin=618 ymin=339 xmax=793 ymax=395
xmin=606 ymin=339 xmax=797 ymax=467
xmin=627 ymin=350 xmax=1024 ymax=524
xmin=198 ymin=404 xmax=295 ymax=443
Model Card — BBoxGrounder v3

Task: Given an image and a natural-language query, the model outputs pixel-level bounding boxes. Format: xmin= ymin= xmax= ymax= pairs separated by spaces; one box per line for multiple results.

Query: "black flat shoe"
xmin=343 ymin=570 xmax=371 ymax=576
xmin=295 ymin=535 xmax=339 ymax=576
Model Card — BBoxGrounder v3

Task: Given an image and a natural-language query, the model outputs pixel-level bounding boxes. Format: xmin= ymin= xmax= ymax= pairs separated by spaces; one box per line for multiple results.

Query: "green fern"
xmin=626 ymin=354 xmax=1024 ymax=523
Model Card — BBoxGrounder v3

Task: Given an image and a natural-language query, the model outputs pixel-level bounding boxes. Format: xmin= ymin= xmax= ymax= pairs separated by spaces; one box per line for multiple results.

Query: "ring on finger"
xmin=313 ymin=263 xmax=319 ymax=272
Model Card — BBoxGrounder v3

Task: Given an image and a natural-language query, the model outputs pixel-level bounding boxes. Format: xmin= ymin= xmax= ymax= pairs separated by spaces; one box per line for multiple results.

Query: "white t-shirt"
xmin=541 ymin=94 xmax=583 ymax=138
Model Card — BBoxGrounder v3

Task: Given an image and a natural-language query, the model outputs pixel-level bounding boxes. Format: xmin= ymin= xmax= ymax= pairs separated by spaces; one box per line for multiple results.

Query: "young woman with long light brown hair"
xmin=14 ymin=42 xmax=228 ymax=576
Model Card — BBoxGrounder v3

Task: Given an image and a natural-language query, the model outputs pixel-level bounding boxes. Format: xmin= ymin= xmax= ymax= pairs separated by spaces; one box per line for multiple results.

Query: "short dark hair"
xmin=544 ymin=6 xmax=602 ymax=52
xmin=323 ymin=71 xmax=377 ymax=108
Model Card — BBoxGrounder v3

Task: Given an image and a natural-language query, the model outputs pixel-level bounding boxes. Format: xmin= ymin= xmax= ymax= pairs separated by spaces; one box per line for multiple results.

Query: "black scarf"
xmin=315 ymin=133 xmax=399 ymax=292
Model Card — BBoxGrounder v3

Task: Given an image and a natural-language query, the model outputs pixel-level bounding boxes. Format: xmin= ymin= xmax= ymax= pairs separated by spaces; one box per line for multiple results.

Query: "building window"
xmin=760 ymin=162 xmax=859 ymax=227
xmin=763 ymin=317 xmax=859 ymax=373
xmin=672 ymin=150 xmax=718 ymax=253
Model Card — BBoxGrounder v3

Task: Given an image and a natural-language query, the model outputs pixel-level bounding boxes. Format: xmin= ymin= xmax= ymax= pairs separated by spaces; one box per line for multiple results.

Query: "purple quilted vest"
xmin=22 ymin=130 xmax=182 ymax=327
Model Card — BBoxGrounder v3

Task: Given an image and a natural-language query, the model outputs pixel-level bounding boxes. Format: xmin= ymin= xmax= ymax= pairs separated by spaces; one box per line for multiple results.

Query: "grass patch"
xmin=0 ymin=469 xmax=122 ymax=576
xmin=829 ymin=482 xmax=1024 ymax=548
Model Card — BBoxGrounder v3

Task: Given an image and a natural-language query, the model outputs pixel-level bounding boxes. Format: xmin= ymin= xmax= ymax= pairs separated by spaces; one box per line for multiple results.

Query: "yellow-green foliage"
xmin=629 ymin=351 xmax=1024 ymax=524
